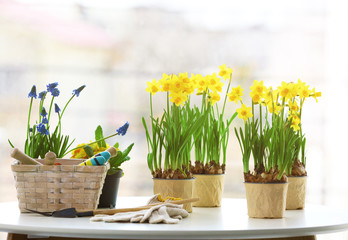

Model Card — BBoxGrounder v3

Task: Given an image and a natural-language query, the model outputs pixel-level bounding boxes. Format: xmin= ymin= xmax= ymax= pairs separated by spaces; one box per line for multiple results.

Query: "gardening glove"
xmin=90 ymin=203 xmax=189 ymax=224
xmin=90 ymin=210 xmax=147 ymax=223
xmin=141 ymin=203 xmax=189 ymax=224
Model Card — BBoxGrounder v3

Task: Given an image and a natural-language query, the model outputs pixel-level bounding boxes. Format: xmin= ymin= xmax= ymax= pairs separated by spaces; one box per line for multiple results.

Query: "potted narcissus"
xmin=190 ymin=64 xmax=238 ymax=207
xmin=235 ymin=80 xmax=300 ymax=218
xmin=142 ymin=73 xmax=206 ymax=213
xmin=283 ymin=80 xmax=321 ymax=210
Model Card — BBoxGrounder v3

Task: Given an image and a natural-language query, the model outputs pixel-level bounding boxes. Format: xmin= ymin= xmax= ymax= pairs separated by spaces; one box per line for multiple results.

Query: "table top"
xmin=1 ymin=197 xmax=348 ymax=239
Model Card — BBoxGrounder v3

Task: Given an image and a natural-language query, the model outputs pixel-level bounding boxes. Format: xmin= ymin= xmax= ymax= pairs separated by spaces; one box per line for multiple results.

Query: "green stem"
xmin=259 ymin=103 xmax=263 ymax=165
xmin=65 ymin=133 xmax=118 ymax=155
xmin=57 ymin=94 xmax=75 ymax=135
xmin=60 ymin=95 xmax=75 ymax=120
xmin=150 ymin=94 xmax=153 ymax=120
xmin=26 ymin=97 xmax=34 ymax=154
xmin=47 ymin=96 xmax=55 ymax=124
xmin=221 ymin=72 xmax=233 ymax=117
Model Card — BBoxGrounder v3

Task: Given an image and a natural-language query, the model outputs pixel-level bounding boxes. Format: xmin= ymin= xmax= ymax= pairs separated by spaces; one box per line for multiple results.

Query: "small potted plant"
xmin=284 ymin=80 xmax=321 ymax=210
xmin=9 ymin=83 xmax=86 ymax=158
xmin=142 ymin=73 xmax=206 ymax=212
xmin=70 ymin=123 xmax=133 ymax=209
xmin=235 ymin=80 xmax=300 ymax=218
xmin=191 ymin=64 xmax=238 ymax=207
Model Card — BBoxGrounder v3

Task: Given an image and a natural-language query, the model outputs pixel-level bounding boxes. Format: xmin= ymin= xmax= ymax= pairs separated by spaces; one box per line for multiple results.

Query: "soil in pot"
xmin=190 ymin=160 xmax=225 ymax=174
xmin=98 ymin=170 xmax=123 ymax=209
xmin=152 ymin=166 xmax=193 ymax=179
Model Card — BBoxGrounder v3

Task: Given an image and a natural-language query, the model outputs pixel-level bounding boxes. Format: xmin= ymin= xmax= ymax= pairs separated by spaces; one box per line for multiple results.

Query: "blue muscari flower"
xmin=73 ymin=85 xmax=86 ymax=97
xmin=54 ymin=103 xmax=61 ymax=113
xmin=37 ymin=123 xmax=49 ymax=135
xmin=28 ymin=85 xmax=37 ymax=98
xmin=51 ymin=88 xmax=60 ymax=97
xmin=116 ymin=122 xmax=129 ymax=136
xmin=42 ymin=117 xmax=48 ymax=124
xmin=41 ymin=107 xmax=47 ymax=117
xmin=38 ymin=91 xmax=47 ymax=100
xmin=47 ymin=82 xmax=58 ymax=93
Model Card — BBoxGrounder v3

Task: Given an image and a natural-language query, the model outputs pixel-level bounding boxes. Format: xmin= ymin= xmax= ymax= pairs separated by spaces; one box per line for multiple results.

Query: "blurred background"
xmin=0 ymin=0 xmax=347 ymax=239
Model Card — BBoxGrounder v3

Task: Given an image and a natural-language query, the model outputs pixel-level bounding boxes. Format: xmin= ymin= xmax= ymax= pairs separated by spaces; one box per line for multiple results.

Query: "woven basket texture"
xmin=11 ymin=159 xmax=108 ymax=213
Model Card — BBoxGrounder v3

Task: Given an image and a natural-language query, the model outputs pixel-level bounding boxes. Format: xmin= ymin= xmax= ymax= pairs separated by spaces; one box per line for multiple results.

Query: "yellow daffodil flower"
xmin=208 ymin=91 xmax=221 ymax=105
xmin=146 ymin=79 xmax=161 ymax=95
xmin=236 ymin=104 xmax=253 ymax=121
xmin=288 ymin=114 xmax=301 ymax=131
xmin=218 ymin=64 xmax=233 ymax=80
xmin=190 ymin=73 xmax=198 ymax=86
xmin=179 ymin=72 xmax=190 ymax=84
xmin=297 ymin=80 xmax=310 ymax=99
xmin=169 ymin=91 xmax=188 ymax=106
xmin=196 ymin=74 xmax=208 ymax=93
xmin=159 ymin=74 xmax=171 ymax=92
xmin=264 ymin=87 xmax=278 ymax=105
xmin=170 ymin=75 xmax=184 ymax=93
xmin=288 ymin=100 xmax=299 ymax=112
xmin=250 ymin=90 xmax=263 ymax=104
xmin=183 ymin=82 xmax=195 ymax=95
xmin=267 ymin=102 xmax=282 ymax=114
xmin=227 ymin=85 xmax=243 ymax=103
xmin=296 ymin=79 xmax=306 ymax=89
xmin=207 ymin=73 xmax=224 ymax=92
xmin=291 ymin=123 xmax=301 ymax=131
xmin=311 ymin=88 xmax=322 ymax=102
xmin=250 ymin=80 xmax=267 ymax=96
xmin=278 ymin=81 xmax=297 ymax=100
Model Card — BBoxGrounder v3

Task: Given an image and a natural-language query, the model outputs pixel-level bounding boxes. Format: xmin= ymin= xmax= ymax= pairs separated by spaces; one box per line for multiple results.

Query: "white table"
xmin=1 ymin=197 xmax=348 ymax=240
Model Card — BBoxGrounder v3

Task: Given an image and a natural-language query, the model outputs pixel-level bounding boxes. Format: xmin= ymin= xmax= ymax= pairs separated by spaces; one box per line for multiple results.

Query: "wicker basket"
xmin=11 ymin=159 xmax=109 ymax=213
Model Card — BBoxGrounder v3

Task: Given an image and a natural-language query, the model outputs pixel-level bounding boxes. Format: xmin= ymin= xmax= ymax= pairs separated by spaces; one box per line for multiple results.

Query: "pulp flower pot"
xmin=286 ymin=176 xmax=307 ymax=210
xmin=244 ymin=182 xmax=288 ymax=218
xmin=153 ymin=178 xmax=195 ymax=213
xmin=192 ymin=174 xmax=225 ymax=207
xmin=98 ymin=170 xmax=123 ymax=209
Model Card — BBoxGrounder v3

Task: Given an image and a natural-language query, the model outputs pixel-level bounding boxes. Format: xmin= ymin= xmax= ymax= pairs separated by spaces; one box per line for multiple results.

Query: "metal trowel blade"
xmin=51 ymin=208 xmax=77 ymax=218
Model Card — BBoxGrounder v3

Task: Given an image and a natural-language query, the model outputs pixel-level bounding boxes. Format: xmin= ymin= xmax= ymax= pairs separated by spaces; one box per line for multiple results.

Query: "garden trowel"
xmin=25 ymin=197 xmax=199 ymax=218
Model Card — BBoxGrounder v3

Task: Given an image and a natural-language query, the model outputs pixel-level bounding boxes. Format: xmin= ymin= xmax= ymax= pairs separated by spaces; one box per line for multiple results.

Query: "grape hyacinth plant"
xmin=8 ymin=83 xmax=86 ymax=158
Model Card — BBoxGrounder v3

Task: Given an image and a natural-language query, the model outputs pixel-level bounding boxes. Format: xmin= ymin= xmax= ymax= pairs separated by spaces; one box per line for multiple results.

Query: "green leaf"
xmin=122 ymin=143 xmax=134 ymax=158
xmin=108 ymin=143 xmax=134 ymax=173
xmin=95 ymin=125 xmax=106 ymax=148
xmin=147 ymin=152 xmax=154 ymax=172
xmin=8 ymin=139 xmax=15 ymax=148
xmin=83 ymin=145 xmax=94 ymax=158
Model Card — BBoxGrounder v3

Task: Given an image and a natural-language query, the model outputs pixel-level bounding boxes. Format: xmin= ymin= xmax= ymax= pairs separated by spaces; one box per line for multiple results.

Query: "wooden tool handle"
xmin=44 ymin=152 xmax=56 ymax=165
xmin=10 ymin=148 xmax=43 ymax=165
xmin=93 ymin=197 xmax=200 ymax=215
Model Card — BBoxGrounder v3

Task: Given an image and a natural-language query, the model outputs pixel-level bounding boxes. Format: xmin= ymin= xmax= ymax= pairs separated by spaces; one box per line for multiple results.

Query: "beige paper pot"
xmin=244 ymin=182 xmax=288 ymax=218
xmin=286 ymin=176 xmax=307 ymax=210
xmin=153 ymin=178 xmax=195 ymax=213
xmin=192 ymin=174 xmax=224 ymax=207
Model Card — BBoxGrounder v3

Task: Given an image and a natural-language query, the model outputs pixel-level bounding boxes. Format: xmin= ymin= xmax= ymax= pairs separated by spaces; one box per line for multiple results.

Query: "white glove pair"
xmin=90 ymin=203 xmax=189 ymax=224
